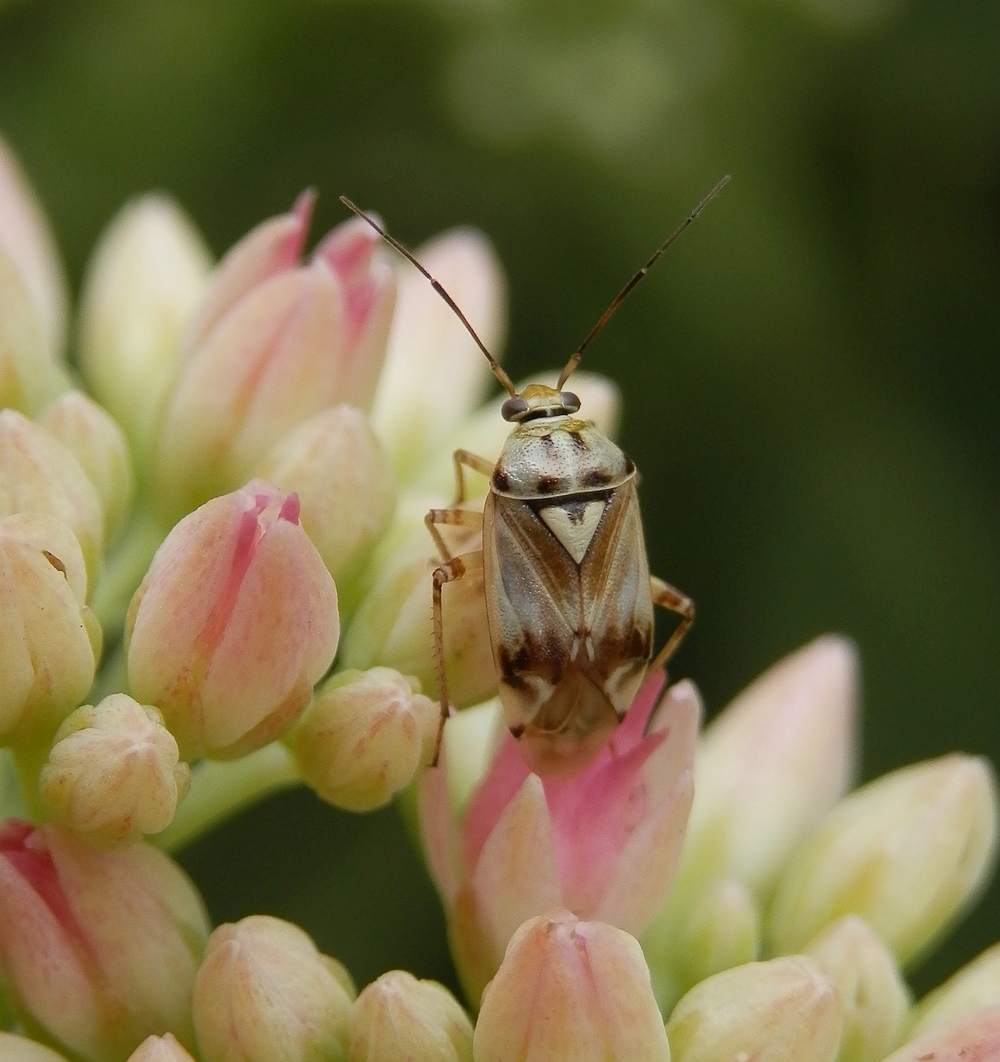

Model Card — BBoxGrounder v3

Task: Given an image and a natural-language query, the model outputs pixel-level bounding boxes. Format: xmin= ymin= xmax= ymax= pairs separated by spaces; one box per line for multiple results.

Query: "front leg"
xmin=431 ymin=548 xmax=484 ymax=763
xmin=649 ymin=574 xmax=695 ymax=671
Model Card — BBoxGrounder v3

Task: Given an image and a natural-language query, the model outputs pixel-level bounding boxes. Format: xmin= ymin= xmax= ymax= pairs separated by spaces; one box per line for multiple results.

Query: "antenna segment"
xmin=339 ymin=196 xmax=517 ymax=397
xmin=556 ymin=174 xmax=731 ymax=389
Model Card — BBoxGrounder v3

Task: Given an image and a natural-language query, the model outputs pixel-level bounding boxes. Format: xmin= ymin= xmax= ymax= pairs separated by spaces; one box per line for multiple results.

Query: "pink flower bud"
xmin=40 ymin=695 xmax=190 ymax=846
xmin=126 ymin=480 xmax=339 ymax=760
xmin=0 ymin=821 xmax=210 ymax=1062
xmin=473 ymin=911 xmax=669 ymax=1061
xmin=0 ymin=513 xmax=98 ymax=747
xmin=0 ymin=135 xmax=69 ymax=359
xmin=192 ymin=915 xmax=353 ymax=1062
xmin=883 ymin=1006 xmax=1000 ymax=1061
xmin=156 ymin=194 xmax=395 ymax=520
xmin=419 ymin=672 xmax=698 ymax=999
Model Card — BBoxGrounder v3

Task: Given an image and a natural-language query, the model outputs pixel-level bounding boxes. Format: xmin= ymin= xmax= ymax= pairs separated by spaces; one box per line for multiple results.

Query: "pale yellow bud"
xmin=0 ymin=1031 xmax=71 ymax=1062
xmin=192 ymin=915 xmax=353 ymax=1062
xmin=40 ymin=695 xmax=190 ymax=846
xmin=126 ymin=1034 xmax=197 ymax=1062
xmin=909 ymin=940 xmax=1000 ymax=1039
xmin=349 ymin=971 xmax=472 ymax=1062
xmin=256 ymin=404 xmax=396 ymax=592
xmin=341 ymin=494 xmax=494 ymax=710
xmin=371 ymin=227 xmax=506 ymax=482
xmin=78 ymin=194 xmax=211 ymax=467
xmin=290 ymin=667 xmax=438 ymax=812
xmin=40 ymin=390 xmax=135 ymax=541
xmin=882 ymin=1005 xmax=1000 ymax=1061
xmin=666 ymin=956 xmax=843 ymax=1062
xmin=768 ymin=754 xmax=999 ymax=967
xmin=804 ymin=916 xmax=910 ymax=1062
xmin=664 ymin=878 xmax=760 ymax=1001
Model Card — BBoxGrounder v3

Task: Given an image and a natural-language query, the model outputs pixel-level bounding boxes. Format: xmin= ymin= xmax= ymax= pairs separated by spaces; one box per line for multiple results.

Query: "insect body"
xmin=341 ymin=179 xmax=727 ymax=777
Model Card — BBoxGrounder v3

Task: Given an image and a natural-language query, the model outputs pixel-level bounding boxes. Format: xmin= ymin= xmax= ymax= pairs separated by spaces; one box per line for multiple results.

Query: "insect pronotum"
xmin=342 ymin=178 xmax=729 ymax=777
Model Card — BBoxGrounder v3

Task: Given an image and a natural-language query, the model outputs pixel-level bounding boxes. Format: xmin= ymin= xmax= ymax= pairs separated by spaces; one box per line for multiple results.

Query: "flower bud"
xmin=39 ymin=695 xmax=190 ymax=846
xmin=474 ymin=911 xmax=669 ymax=1062
xmin=40 ymin=390 xmax=135 ymax=541
xmin=0 ymin=1032 xmax=71 ymax=1062
xmin=126 ymin=1035 xmax=196 ymax=1062
xmin=0 ymin=821 xmax=209 ymax=1062
xmin=908 ymin=940 xmax=1000 ymax=1038
xmin=371 ymin=227 xmax=506 ymax=481
xmin=192 ymin=915 xmax=353 ymax=1062
xmin=350 ymin=970 xmax=472 ymax=1062
xmin=0 ymin=240 xmax=65 ymax=416
xmin=156 ymin=196 xmax=395 ymax=520
xmin=666 ymin=956 xmax=843 ymax=1062
xmin=0 ymin=409 xmax=105 ymax=581
xmin=0 ymin=513 xmax=98 ymax=747
xmin=767 ymin=754 xmax=999 ymax=967
xmin=290 ymin=667 xmax=437 ymax=812
xmin=77 ymin=194 xmax=211 ymax=468
xmin=256 ymin=404 xmax=396 ymax=589
xmin=804 ymin=916 xmax=909 ymax=1062
xmin=0 ymin=135 xmax=69 ymax=358
xmin=127 ymin=481 xmax=339 ymax=760
xmin=882 ymin=1006 xmax=1000 ymax=1061
xmin=341 ymin=494 xmax=493 ymax=710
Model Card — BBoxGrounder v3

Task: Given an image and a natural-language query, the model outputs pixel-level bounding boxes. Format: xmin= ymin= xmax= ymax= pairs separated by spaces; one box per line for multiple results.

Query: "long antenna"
xmin=556 ymin=174 xmax=731 ymax=390
xmin=340 ymin=196 xmax=517 ymax=397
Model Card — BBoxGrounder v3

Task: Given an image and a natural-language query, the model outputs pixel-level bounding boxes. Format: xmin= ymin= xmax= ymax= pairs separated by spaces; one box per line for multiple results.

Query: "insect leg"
xmin=649 ymin=575 xmax=695 ymax=670
xmin=452 ymin=449 xmax=495 ymax=503
xmin=431 ymin=549 xmax=484 ymax=764
xmin=425 ymin=506 xmax=483 ymax=563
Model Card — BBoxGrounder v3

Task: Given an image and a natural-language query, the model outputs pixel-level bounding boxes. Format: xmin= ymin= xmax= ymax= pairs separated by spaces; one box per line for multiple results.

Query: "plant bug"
xmin=342 ymin=178 xmax=729 ymax=777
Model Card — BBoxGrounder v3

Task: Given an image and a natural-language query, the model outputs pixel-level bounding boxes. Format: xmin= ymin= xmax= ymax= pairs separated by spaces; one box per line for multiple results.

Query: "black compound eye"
xmin=560 ymin=391 xmax=581 ymax=413
xmin=501 ymin=396 xmax=530 ymax=421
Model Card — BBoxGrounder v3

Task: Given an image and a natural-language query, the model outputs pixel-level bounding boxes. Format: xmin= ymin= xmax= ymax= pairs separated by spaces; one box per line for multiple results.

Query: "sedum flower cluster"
xmin=0 ymin=130 xmax=999 ymax=1062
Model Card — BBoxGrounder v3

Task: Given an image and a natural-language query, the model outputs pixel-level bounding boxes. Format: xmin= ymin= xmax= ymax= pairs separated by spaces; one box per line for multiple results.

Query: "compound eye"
xmin=560 ymin=391 xmax=581 ymax=413
xmin=501 ymin=396 xmax=530 ymax=421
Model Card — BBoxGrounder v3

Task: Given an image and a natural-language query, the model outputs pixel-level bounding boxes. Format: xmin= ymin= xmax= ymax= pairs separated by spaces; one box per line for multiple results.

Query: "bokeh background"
xmin=1 ymin=0 xmax=998 ymax=999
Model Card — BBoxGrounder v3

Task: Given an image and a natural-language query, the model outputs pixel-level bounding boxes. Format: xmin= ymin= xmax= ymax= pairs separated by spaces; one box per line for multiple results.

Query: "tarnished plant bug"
xmin=342 ymin=178 xmax=729 ymax=777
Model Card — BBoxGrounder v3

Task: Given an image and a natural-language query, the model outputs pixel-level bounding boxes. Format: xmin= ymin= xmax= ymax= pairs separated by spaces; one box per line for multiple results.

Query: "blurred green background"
xmin=1 ymin=0 xmax=998 ymax=998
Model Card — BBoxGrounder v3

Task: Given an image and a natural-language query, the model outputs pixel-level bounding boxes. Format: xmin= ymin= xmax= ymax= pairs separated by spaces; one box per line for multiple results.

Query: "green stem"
xmin=156 ymin=743 xmax=303 ymax=853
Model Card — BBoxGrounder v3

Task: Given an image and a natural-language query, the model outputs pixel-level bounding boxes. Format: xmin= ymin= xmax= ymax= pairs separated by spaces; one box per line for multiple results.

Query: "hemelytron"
xmin=342 ymin=177 xmax=729 ymax=777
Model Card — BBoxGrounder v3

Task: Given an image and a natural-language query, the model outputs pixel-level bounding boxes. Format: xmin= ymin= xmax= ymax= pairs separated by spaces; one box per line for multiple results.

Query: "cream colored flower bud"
xmin=126 ymin=1035 xmax=196 ymax=1062
xmin=0 ymin=1032 xmax=71 ymax=1062
xmin=804 ymin=916 xmax=910 ymax=1062
xmin=882 ymin=1005 xmax=1000 ymax=1061
xmin=0 ymin=409 xmax=105 ymax=582
xmin=474 ymin=911 xmax=670 ymax=1062
xmin=78 ymin=194 xmax=211 ymax=467
xmin=667 ymin=878 xmax=760 ymax=998
xmin=40 ymin=391 xmax=135 ymax=541
xmin=768 ymin=754 xmax=999 ymax=967
xmin=0 ymin=135 xmax=69 ymax=357
xmin=350 ymin=971 xmax=472 ymax=1062
xmin=666 ymin=956 xmax=843 ymax=1062
xmin=412 ymin=371 xmax=620 ymax=499
xmin=372 ymin=227 xmax=506 ymax=482
xmin=192 ymin=915 xmax=353 ymax=1062
xmin=40 ymin=695 xmax=190 ymax=846
xmin=0 ymin=241 xmax=65 ymax=416
xmin=341 ymin=495 xmax=494 ymax=710
xmin=0 ymin=513 xmax=98 ymax=747
xmin=908 ymin=940 xmax=1000 ymax=1038
xmin=290 ymin=668 xmax=438 ymax=812
xmin=256 ymin=404 xmax=396 ymax=589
